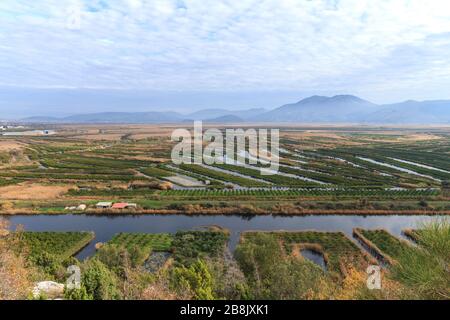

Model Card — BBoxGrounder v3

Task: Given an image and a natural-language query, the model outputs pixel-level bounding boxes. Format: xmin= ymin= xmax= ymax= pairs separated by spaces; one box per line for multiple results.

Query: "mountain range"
xmin=20 ymin=95 xmax=450 ymax=124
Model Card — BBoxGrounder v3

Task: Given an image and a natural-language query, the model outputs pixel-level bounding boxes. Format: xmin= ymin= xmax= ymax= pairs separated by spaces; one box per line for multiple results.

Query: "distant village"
xmin=0 ymin=124 xmax=25 ymax=131
xmin=65 ymin=202 xmax=138 ymax=212
xmin=0 ymin=124 xmax=55 ymax=136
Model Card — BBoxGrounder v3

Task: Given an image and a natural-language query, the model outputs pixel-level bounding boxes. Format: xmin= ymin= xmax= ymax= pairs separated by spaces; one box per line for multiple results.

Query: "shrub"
xmin=235 ymin=233 xmax=332 ymax=299
xmin=170 ymin=259 xmax=215 ymax=300
xmin=64 ymin=286 xmax=91 ymax=300
xmin=31 ymin=251 xmax=62 ymax=277
xmin=82 ymin=259 xmax=121 ymax=300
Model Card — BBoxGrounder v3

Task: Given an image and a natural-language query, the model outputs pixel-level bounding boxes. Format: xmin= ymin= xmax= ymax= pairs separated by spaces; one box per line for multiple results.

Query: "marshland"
xmin=1 ymin=124 xmax=449 ymax=300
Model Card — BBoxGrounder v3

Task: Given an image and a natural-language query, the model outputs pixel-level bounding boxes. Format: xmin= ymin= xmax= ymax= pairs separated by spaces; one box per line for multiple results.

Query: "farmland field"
xmin=99 ymin=232 xmax=173 ymax=266
xmin=240 ymin=231 xmax=373 ymax=276
xmin=353 ymin=228 xmax=413 ymax=264
xmin=0 ymin=124 xmax=449 ymax=215
xmin=106 ymin=232 xmax=173 ymax=252
xmin=16 ymin=231 xmax=94 ymax=259
xmin=171 ymin=229 xmax=230 ymax=266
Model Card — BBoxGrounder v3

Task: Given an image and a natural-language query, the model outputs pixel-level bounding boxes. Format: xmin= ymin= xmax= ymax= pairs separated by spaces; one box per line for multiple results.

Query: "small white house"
xmin=96 ymin=202 xmax=113 ymax=209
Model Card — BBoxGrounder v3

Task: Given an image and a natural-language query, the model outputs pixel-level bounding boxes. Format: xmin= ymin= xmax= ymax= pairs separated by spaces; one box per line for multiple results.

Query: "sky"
xmin=1 ymin=0 xmax=450 ymax=118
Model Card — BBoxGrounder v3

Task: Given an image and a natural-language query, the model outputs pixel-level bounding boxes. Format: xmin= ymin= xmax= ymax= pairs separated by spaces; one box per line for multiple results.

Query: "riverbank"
xmin=1 ymin=207 xmax=450 ymax=216
xmin=3 ymin=214 xmax=446 ymax=260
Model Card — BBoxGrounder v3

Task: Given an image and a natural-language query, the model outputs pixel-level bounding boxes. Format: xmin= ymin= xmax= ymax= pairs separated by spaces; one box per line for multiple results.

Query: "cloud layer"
xmin=0 ymin=0 xmax=450 ymax=102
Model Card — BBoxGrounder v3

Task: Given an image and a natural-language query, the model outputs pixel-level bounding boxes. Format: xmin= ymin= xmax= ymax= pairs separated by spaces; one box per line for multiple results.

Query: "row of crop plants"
xmin=331 ymin=147 xmax=450 ymax=181
xmin=213 ymin=163 xmax=320 ymax=187
xmin=16 ymin=231 xmax=95 ymax=260
xmin=313 ymin=149 xmax=439 ymax=187
xmin=158 ymin=188 xmax=440 ymax=198
xmin=178 ymin=164 xmax=268 ymax=187
xmin=353 ymin=228 xmax=414 ymax=265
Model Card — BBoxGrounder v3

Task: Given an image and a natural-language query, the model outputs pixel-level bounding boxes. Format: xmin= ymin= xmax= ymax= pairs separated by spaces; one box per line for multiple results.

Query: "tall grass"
xmin=391 ymin=219 xmax=449 ymax=300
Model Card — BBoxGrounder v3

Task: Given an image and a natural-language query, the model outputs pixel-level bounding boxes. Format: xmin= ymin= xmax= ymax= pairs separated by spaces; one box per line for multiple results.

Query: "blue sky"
xmin=1 ymin=0 xmax=450 ymax=118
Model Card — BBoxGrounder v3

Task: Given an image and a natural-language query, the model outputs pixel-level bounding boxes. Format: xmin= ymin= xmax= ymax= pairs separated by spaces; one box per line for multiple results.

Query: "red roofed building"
xmin=112 ymin=203 xmax=128 ymax=209
xmin=111 ymin=202 xmax=138 ymax=209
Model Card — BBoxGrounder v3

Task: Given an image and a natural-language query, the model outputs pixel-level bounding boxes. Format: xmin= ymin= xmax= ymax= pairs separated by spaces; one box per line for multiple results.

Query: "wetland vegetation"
xmin=0 ymin=125 xmax=449 ymax=300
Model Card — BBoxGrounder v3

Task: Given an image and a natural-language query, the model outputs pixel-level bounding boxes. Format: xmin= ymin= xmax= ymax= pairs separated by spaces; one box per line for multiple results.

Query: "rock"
xmin=77 ymin=204 xmax=87 ymax=211
xmin=95 ymin=242 xmax=104 ymax=250
xmin=33 ymin=281 xmax=65 ymax=299
xmin=0 ymin=230 xmax=9 ymax=237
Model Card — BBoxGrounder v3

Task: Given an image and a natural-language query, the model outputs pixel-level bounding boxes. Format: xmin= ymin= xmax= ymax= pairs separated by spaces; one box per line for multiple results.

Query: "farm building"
xmin=112 ymin=203 xmax=137 ymax=209
xmin=96 ymin=202 xmax=113 ymax=209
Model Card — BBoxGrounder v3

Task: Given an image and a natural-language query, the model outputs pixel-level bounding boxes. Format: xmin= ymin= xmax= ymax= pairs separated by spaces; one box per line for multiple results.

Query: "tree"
xmin=31 ymin=251 xmax=61 ymax=277
xmin=170 ymin=259 xmax=215 ymax=300
xmin=82 ymin=259 xmax=121 ymax=300
xmin=64 ymin=286 xmax=91 ymax=300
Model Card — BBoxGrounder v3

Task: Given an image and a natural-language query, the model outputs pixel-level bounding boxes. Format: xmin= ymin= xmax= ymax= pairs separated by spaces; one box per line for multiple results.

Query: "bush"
xmin=96 ymin=245 xmax=148 ymax=277
xmin=170 ymin=259 xmax=215 ymax=300
xmin=64 ymin=286 xmax=91 ymax=300
xmin=31 ymin=251 xmax=62 ymax=277
xmin=235 ymin=233 xmax=332 ymax=299
xmin=82 ymin=259 xmax=121 ymax=300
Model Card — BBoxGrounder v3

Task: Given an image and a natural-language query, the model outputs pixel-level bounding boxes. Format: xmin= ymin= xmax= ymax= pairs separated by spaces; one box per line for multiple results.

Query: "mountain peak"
xmin=296 ymin=94 xmax=368 ymax=105
xmin=331 ymin=94 xmax=366 ymax=102
xmin=257 ymin=94 xmax=379 ymax=122
xmin=297 ymin=95 xmax=329 ymax=104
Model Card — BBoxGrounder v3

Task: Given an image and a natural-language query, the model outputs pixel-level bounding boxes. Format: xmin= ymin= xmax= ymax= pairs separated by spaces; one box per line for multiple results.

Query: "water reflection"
xmin=3 ymin=214 xmax=444 ymax=260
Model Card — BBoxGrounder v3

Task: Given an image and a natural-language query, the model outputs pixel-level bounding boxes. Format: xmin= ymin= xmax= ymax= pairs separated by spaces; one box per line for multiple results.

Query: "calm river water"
xmin=2 ymin=214 xmax=445 ymax=259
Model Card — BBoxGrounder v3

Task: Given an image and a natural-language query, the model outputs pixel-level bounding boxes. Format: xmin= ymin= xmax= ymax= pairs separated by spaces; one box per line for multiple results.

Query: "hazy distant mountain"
xmin=255 ymin=95 xmax=379 ymax=122
xmin=204 ymin=115 xmax=244 ymax=123
xmin=20 ymin=95 xmax=450 ymax=124
xmin=22 ymin=108 xmax=264 ymax=124
xmin=187 ymin=108 xmax=266 ymax=120
xmin=23 ymin=112 xmax=184 ymax=124
xmin=369 ymin=100 xmax=450 ymax=124
xmin=20 ymin=116 xmax=62 ymax=123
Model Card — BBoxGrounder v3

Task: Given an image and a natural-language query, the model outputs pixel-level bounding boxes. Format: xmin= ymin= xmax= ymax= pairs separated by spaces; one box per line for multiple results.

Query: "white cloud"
xmin=0 ymin=0 xmax=449 ymax=101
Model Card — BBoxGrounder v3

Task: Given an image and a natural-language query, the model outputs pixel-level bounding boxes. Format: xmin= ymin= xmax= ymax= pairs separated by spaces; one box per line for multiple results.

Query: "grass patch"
xmin=18 ymin=231 xmax=94 ymax=260
xmin=241 ymin=231 xmax=371 ymax=276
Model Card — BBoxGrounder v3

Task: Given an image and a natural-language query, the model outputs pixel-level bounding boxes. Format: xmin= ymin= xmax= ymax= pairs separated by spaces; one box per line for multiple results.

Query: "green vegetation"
xmin=18 ymin=231 xmax=94 ymax=260
xmin=172 ymin=230 xmax=229 ymax=266
xmin=98 ymin=233 xmax=173 ymax=267
xmin=390 ymin=220 xmax=450 ymax=299
xmin=170 ymin=259 xmax=215 ymax=300
xmin=159 ymin=188 xmax=440 ymax=199
xmin=107 ymin=232 xmax=173 ymax=252
xmin=1 ymin=217 xmax=448 ymax=300
xmin=141 ymin=166 xmax=174 ymax=178
xmin=353 ymin=229 xmax=413 ymax=264
xmin=179 ymin=164 xmax=267 ymax=187
xmin=235 ymin=232 xmax=332 ymax=299
xmin=241 ymin=231 xmax=370 ymax=276
xmin=1 ymin=126 xmax=449 ymax=214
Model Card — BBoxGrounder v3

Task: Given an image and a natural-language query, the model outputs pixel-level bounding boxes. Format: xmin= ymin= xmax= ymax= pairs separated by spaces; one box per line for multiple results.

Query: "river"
xmin=2 ymin=214 xmax=445 ymax=260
